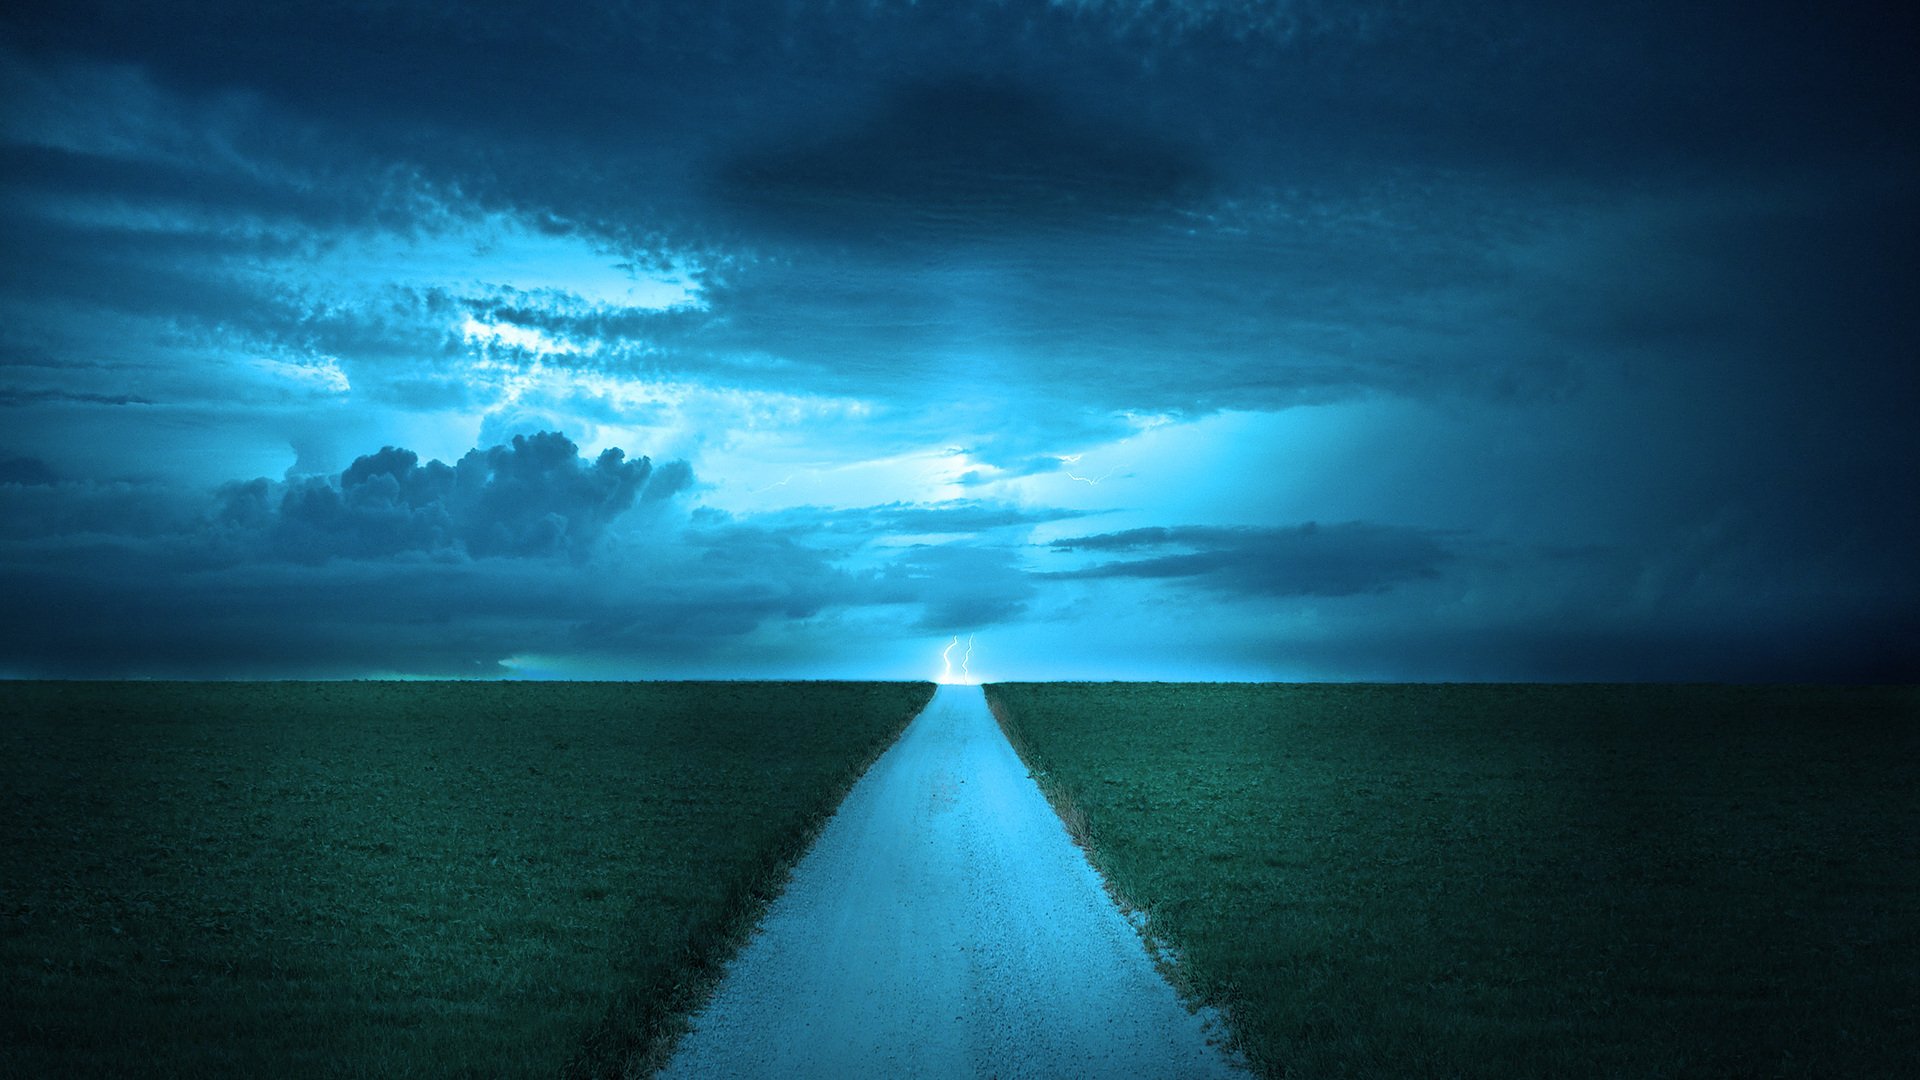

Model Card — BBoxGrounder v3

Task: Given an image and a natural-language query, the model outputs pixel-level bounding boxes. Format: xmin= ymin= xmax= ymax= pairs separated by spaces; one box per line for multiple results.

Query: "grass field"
xmin=986 ymin=682 xmax=1919 ymax=1079
xmin=0 ymin=680 xmax=933 ymax=1078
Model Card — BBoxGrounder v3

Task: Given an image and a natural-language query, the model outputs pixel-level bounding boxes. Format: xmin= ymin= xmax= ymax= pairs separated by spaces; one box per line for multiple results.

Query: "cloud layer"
xmin=1046 ymin=523 xmax=1448 ymax=596
xmin=0 ymin=1 xmax=1913 ymax=679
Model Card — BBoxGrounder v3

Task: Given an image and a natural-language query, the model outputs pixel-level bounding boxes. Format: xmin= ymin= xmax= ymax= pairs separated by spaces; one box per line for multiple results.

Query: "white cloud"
xmin=252 ymin=355 xmax=351 ymax=393
xmin=324 ymin=212 xmax=704 ymax=312
xmin=460 ymin=317 xmax=585 ymax=356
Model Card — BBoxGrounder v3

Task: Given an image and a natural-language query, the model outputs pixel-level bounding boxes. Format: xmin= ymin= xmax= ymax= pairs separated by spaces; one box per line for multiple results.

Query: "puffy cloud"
xmin=0 ymin=433 xmax=770 ymax=676
xmin=0 ymin=439 xmax=1063 ymax=675
xmin=641 ymin=459 xmax=695 ymax=503
xmin=221 ymin=431 xmax=687 ymax=561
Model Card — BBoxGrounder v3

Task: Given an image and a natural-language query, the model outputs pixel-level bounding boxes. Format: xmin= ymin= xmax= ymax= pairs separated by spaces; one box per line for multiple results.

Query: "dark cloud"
xmin=0 ymin=550 xmax=822 ymax=679
xmin=711 ymin=77 xmax=1209 ymax=245
xmin=1046 ymin=522 xmax=1450 ymax=597
xmin=1252 ymin=609 xmax=1920 ymax=686
xmin=0 ymin=210 xmax=291 ymax=326
xmin=706 ymin=499 xmax=1092 ymax=540
xmin=826 ymin=500 xmax=1093 ymax=536
xmin=0 ymin=141 xmax=394 ymax=233
xmin=642 ymin=459 xmax=696 ymax=503
xmin=0 ymin=434 xmax=815 ymax=677
xmin=674 ymin=521 xmax=860 ymax=624
xmin=0 ymin=388 xmax=157 ymax=407
xmin=877 ymin=499 xmax=1092 ymax=534
xmin=872 ymin=543 xmax=1037 ymax=631
xmin=0 ymin=456 xmax=57 ymax=485
xmin=0 ymin=476 xmax=201 ymax=541
xmin=6 ymin=0 xmax=1912 ymax=428
xmin=224 ymin=432 xmax=687 ymax=561
xmin=0 ymin=441 xmax=1070 ymax=676
xmin=683 ymin=500 xmax=1070 ymax=631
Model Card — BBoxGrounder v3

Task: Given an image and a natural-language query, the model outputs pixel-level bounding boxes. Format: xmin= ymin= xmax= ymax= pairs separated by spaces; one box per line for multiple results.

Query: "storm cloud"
xmin=1046 ymin=523 xmax=1449 ymax=597
xmin=0 ymin=1 xmax=1913 ymax=679
xmin=712 ymin=77 xmax=1209 ymax=244
xmin=222 ymin=432 xmax=688 ymax=561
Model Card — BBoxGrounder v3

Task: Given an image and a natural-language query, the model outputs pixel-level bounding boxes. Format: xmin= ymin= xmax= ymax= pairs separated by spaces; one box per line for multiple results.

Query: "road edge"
xmin=564 ymin=682 xmax=939 ymax=1079
xmin=981 ymin=683 xmax=1253 ymax=1077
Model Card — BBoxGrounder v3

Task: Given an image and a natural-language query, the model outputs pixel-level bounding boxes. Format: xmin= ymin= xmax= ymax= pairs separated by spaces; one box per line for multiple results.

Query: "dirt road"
xmin=659 ymin=684 xmax=1241 ymax=1078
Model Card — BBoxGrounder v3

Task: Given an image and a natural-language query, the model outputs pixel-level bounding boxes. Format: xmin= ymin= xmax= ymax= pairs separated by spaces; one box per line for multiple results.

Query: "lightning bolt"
xmin=1057 ymin=452 xmax=1125 ymax=485
xmin=750 ymin=473 xmax=796 ymax=495
xmin=961 ymin=634 xmax=974 ymax=681
xmin=940 ymin=635 xmax=958 ymax=682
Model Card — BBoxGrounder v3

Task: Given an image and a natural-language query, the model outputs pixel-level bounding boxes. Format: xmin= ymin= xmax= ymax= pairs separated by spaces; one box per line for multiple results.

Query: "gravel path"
xmin=659 ymin=684 xmax=1242 ymax=1079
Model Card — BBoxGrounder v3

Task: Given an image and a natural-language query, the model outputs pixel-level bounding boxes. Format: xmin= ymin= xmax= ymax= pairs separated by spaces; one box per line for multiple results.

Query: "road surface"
xmin=659 ymin=684 xmax=1242 ymax=1079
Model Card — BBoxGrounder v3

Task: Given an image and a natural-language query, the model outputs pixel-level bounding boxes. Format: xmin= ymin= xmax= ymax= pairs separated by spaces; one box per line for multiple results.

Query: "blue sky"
xmin=1 ymin=1 xmax=1914 ymax=680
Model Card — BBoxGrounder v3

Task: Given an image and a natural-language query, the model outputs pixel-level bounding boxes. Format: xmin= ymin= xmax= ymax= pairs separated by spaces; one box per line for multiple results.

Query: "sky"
xmin=0 ymin=0 xmax=1914 ymax=681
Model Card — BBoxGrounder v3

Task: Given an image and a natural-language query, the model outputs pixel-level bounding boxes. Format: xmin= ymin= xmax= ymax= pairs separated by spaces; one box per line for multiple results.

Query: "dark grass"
xmin=986 ymin=682 xmax=1919 ymax=1079
xmin=0 ymin=680 xmax=933 ymax=1078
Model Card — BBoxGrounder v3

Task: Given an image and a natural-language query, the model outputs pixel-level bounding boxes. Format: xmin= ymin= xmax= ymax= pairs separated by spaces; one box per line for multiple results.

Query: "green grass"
xmin=0 ymin=680 xmax=933 ymax=1078
xmin=986 ymin=682 xmax=1919 ymax=1079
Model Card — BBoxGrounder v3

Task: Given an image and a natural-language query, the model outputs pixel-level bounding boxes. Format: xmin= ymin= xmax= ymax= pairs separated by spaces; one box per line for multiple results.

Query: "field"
xmin=986 ymin=683 xmax=1919 ymax=1079
xmin=0 ymin=680 xmax=933 ymax=1078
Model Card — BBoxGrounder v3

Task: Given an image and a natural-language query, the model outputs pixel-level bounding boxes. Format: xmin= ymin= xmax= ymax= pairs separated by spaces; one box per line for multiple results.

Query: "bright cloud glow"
xmin=460 ymin=317 xmax=586 ymax=356
xmin=252 ymin=355 xmax=351 ymax=393
xmin=318 ymin=213 xmax=704 ymax=312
